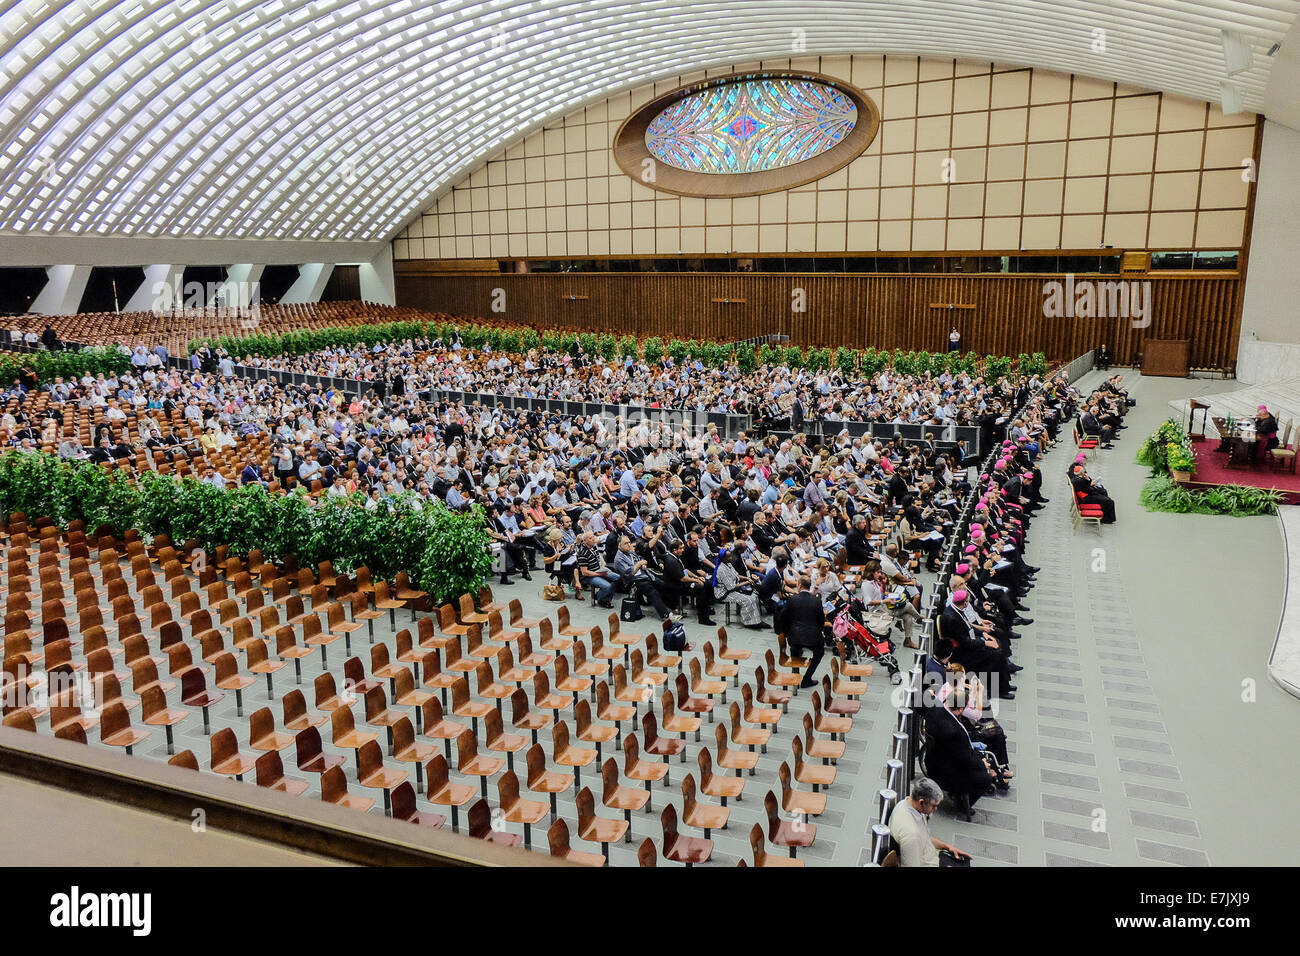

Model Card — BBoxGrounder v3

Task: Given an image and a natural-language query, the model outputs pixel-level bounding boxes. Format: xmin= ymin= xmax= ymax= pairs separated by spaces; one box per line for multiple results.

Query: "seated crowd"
xmin=2 ymin=329 xmax=1071 ymax=698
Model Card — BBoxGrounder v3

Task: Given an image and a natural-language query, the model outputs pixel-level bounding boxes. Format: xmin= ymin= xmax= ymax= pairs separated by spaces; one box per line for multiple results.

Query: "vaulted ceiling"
xmin=1 ymin=0 xmax=1296 ymax=257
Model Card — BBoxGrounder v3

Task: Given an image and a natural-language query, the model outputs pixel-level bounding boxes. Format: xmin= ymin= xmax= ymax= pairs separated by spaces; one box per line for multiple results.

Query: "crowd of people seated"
xmin=1 ymin=325 xmax=1065 ymax=700
xmin=1070 ymin=373 xmax=1133 ymax=524
xmin=909 ymin=374 xmax=1077 ymax=847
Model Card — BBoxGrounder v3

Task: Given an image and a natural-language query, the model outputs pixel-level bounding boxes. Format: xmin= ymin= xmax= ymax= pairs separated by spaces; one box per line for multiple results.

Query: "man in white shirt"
xmin=887 ymin=777 xmax=969 ymax=867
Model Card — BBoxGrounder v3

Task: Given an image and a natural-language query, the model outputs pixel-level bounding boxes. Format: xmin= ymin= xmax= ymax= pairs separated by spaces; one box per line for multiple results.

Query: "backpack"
xmin=662 ymin=619 xmax=688 ymax=652
xmin=620 ymin=597 xmax=644 ymax=622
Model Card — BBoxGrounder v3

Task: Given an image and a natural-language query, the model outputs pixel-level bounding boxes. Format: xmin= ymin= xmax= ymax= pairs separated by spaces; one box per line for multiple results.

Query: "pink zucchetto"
xmin=952 ymin=589 xmax=969 ymax=604
xmin=965 ymin=545 xmax=978 ymax=554
xmin=956 ymin=563 xmax=970 ymax=574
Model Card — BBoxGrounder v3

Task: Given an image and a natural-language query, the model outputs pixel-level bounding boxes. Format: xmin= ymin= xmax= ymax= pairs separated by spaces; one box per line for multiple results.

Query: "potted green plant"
xmin=1167 ymin=441 xmax=1196 ymax=481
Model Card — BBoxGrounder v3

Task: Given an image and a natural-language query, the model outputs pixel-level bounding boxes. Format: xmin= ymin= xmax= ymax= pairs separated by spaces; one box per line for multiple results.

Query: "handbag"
xmin=620 ymin=596 xmax=644 ymax=622
xmin=542 ymin=584 xmax=566 ymax=602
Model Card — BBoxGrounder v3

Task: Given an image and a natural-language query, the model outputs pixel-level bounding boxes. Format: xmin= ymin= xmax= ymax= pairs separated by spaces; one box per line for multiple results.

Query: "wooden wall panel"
xmin=395 ymin=271 xmax=1243 ymax=370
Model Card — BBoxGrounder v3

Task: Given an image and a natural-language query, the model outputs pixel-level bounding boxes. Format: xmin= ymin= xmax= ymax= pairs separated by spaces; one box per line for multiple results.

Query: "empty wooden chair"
xmin=791 ymin=735 xmax=836 ymax=793
xmin=714 ymin=721 xmax=759 ymax=778
xmin=810 ymin=690 xmax=852 ymax=739
xmin=483 ymin=708 xmax=527 ymax=773
xmin=622 ymin=733 xmax=668 ymax=806
xmin=729 ymin=700 xmax=771 ymax=755
xmin=601 ymin=756 xmax=648 ymax=842
xmin=510 ymin=687 xmax=552 ymax=747
xmin=168 ymin=749 xmax=199 ymax=771
xmin=778 ymin=760 xmax=826 ymax=817
xmin=467 ymin=798 xmax=519 ymax=846
xmin=320 ymin=765 xmax=375 ymax=813
xmin=680 ymin=771 xmax=728 ymax=839
xmin=255 ymin=750 xmax=309 ymax=796
xmin=661 ymin=802 xmax=712 ymax=866
xmin=801 ymin=711 xmax=845 ymax=763
xmin=357 ymin=739 xmax=408 ymax=814
xmin=249 ymin=706 xmax=294 ymax=753
xmin=702 ymin=749 xmax=743 ymax=806
xmin=140 ymin=684 xmax=189 ymax=754
xmin=209 ymin=727 xmax=256 ymax=781
xmin=547 ymin=817 xmax=603 ymax=867
xmin=420 ymin=696 xmax=470 ymax=762
xmin=765 ymin=789 xmax=815 ymax=859
xmin=497 ymin=769 xmax=548 ymax=849
xmin=552 ymin=719 xmax=596 ymax=790
xmin=426 ymin=753 xmax=475 ymax=830
xmin=295 ymin=725 xmax=345 ymax=776
xmin=180 ymin=666 xmax=225 ymax=735
xmin=456 ymin=728 xmax=505 ymax=799
xmin=282 ymin=687 xmax=326 ymax=732
xmin=391 ymin=715 xmax=437 ymax=791
xmin=525 ymin=742 xmax=572 ymax=820
xmin=749 ymin=822 xmax=804 ymax=867
xmin=331 ymin=705 xmax=379 ymax=772
xmin=659 ymin=689 xmax=701 ymax=753
xmin=391 ymin=781 xmax=445 ymax=828
xmin=575 ymin=785 xmax=626 ymax=861
xmin=574 ymin=698 xmax=617 ymax=762
xmin=244 ymin=638 xmax=287 ymax=699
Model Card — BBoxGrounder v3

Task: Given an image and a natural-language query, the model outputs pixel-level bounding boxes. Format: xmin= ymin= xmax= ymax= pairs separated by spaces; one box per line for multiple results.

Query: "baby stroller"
xmin=832 ymin=598 xmax=901 ymax=683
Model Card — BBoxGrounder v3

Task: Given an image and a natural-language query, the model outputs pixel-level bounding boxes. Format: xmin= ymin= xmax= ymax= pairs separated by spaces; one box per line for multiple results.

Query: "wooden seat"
xmin=713 ymin=721 xmax=759 ymax=778
xmin=245 ymin=638 xmax=287 ymax=699
xmin=209 ymin=727 xmax=256 ymax=780
xmin=830 ymin=656 xmax=867 ymax=697
xmin=673 ymin=672 xmax=711 ymax=728
xmin=749 ymin=821 xmax=804 ymax=867
xmin=601 ymin=756 xmax=648 ymax=842
xmin=552 ymin=718 xmax=596 ymax=789
xmin=140 ymin=684 xmax=189 ymax=754
xmin=179 ymin=666 xmax=225 ymax=736
xmin=510 ymin=687 xmax=552 ymax=747
xmin=557 ymin=604 xmax=593 ymax=641
xmin=497 ymin=769 xmax=548 ymax=849
xmin=576 ymin=785 xmax=626 ymax=861
xmin=482 ymin=708 xmax=528 ymax=772
xmin=661 ymin=802 xmax=712 ymax=866
xmin=456 ymin=728 xmax=505 ymax=799
xmin=465 ymin=798 xmax=520 ymax=846
xmin=623 ymin=731 xmax=669 ymax=803
xmin=357 ymin=738 xmax=408 ymax=814
xmin=698 ymin=745 xmax=744 ymax=806
xmin=255 ymin=750 xmax=309 ymax=796
xmin=420 ymin=697 xmax=470 ymax=761
xmin=680 ymin=771 xmax=728 ymax=838
xmin=282 ymin=687 xmax=326 ymax=732
xmin=320 ymin=765 xmax=375 ymax=813
xmin=791 ymin=734 xmax=836 ymax=792
xmin=765 ymin=789 xmax=815 ymax=858
xmin=525 ymin=742 xmax=573 ymax=820
xmin=778 ymin=760 xmax=826 ymax=816
xmin=391 ymin=780 xmax=445 ymax=828
xmin=531 ymin=670 xmax=571 ymax=723
xmin=331 ymin=705 xmax=379 ymax=768
xmin=168 ymin=749 xmax=199 ymax=771
xmin=547 ymin=817 xmax=604 ymax=867
xmin=508 ymin=599 xmax=540 ymax=636
xmin=644 ymin=633 xmax=680 ymax=671
xmin=820 ymin=674 xmax=860 ymax=717
xmin=486 ymin=609 xmax=522 ymax=646
xmin=425 ymin=752 xmax=477 ymax=829
xmin=811 ymin=690 xmax=851 ymax=739
xmin=457 ymin=592 xmax=489 ymax=627
xmin=295 ymin=725 xmax=345 ymax=775
xmin=249 ymin=706 xmax=294 ymax=753
xmin=801 ymin=711 xmax=845 ymax=762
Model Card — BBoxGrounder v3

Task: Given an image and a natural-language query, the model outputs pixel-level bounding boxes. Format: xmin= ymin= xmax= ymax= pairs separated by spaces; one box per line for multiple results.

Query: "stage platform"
xmin=1183 ymin=441 xmax=1300 ymax=505
xmin=1168 ymin=375 xmax=1300 ymax=440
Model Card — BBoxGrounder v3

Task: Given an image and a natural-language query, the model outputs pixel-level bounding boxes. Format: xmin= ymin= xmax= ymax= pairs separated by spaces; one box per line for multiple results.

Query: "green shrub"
xmin=0 ymin=451 xmax=494 ymax=604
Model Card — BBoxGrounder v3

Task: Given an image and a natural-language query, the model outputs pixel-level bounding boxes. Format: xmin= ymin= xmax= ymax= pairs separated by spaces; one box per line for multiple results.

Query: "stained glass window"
xmin=644 ymin=77 xmax=858 ymax=174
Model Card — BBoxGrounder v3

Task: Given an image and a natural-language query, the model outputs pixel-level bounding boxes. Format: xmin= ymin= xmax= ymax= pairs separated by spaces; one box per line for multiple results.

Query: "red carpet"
xmin=1183 ymin=440 xmax=1300 ymax=505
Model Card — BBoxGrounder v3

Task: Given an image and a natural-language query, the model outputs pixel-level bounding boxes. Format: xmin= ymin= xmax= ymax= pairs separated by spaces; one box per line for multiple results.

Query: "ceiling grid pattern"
xmin=0 ymin=0 xmax=1294 ymax=245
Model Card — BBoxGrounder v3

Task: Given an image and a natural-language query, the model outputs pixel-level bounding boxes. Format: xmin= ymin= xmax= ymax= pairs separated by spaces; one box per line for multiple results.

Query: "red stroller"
xmin=832 ymin=598 xmax=902 ymax=683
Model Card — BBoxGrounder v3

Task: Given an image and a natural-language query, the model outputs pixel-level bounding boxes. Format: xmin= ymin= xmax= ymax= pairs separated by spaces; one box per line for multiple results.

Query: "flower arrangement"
xmin=1167 ymin=441 xmax=1196 ymax=476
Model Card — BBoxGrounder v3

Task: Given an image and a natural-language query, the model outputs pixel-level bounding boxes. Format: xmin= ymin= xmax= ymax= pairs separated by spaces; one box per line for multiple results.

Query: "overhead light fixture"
xmin=1220 ymin=80 xmax=1245 ymax=115
xmin=1222 ymin=29 xmax=1254 ymax=75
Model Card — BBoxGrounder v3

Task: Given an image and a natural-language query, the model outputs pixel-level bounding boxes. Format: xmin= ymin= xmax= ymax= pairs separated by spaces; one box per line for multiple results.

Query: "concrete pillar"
xmin=358 ymin=245 xmax=395 ymax=305
xmin=222 ymin=264 xmax=265 ymax=308
xmin=124 ymin=265 xmax=185 ymax=312
xmin=280 ymin=263 xmax=333 ymax=304
xmin=28 ymin=264 xmax=92 ymax=315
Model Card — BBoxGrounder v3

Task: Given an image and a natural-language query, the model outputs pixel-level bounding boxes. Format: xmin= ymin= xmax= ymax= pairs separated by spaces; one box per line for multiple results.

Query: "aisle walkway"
xmin=930 ymin=370 xmax=1297 ymax=866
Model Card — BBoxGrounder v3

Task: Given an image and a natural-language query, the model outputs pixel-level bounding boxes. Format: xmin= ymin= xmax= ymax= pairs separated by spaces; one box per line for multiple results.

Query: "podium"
xmin=1142 ymin=339 xmax=1190 ymax=377
xmin=1187 ymin=399 xmax=1210 ymax=440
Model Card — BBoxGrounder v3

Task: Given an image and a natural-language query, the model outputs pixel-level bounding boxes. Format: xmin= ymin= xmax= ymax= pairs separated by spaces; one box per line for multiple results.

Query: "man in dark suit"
xmin=776 ymin=575 xmax=825 ymax=688
xmin=790 ymin=398 xmax=805 ymax=432
xmin=1069 ymin=463 xmax=1116 ymax=523
xmin=663 ymin=539 xmax=714 ymax=625
xmin=1080 ymin=405 xmax=1114 ymax=448
xmin=887 ymin=467 xmax=910 ymax=509
xmin=844 ymin=514 xmax=875 ymax=565
xmin=923 ymin=685 xmax=997 ymax=810
xmin=937 ymin=589 xmax=1015 ymax=699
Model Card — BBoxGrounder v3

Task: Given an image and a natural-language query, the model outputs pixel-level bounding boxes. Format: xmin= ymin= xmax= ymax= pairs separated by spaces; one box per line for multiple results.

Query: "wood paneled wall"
xmin=395 ymin=270 xmax=1244 ymax=369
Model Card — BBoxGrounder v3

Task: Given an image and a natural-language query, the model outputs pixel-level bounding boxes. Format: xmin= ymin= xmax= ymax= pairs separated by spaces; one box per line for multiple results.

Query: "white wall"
xmin=1237 ymin=119 xmax=1300 ymax=383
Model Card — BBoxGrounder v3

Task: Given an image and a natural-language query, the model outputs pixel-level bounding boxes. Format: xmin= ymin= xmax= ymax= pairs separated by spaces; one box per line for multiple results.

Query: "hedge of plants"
xmin=0 ymin=346 xmax=132 ymax=386
xmin=188 ymin=318 xmax=1049 ymax=379
xmin=0 ymin=450 xmax=495 ymax=604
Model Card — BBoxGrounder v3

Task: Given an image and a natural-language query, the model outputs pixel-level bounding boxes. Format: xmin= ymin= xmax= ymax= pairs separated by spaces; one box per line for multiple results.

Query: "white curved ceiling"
xmin=0 ymin=0 xmax=1295 ymax=252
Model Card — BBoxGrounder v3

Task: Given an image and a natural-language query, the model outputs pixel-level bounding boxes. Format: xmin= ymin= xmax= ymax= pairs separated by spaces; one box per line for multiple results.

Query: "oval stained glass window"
xmin=644 ymin=78 xmax=858 ymax=174
xmin=613 ymin=71 xmax=878 ymax=198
